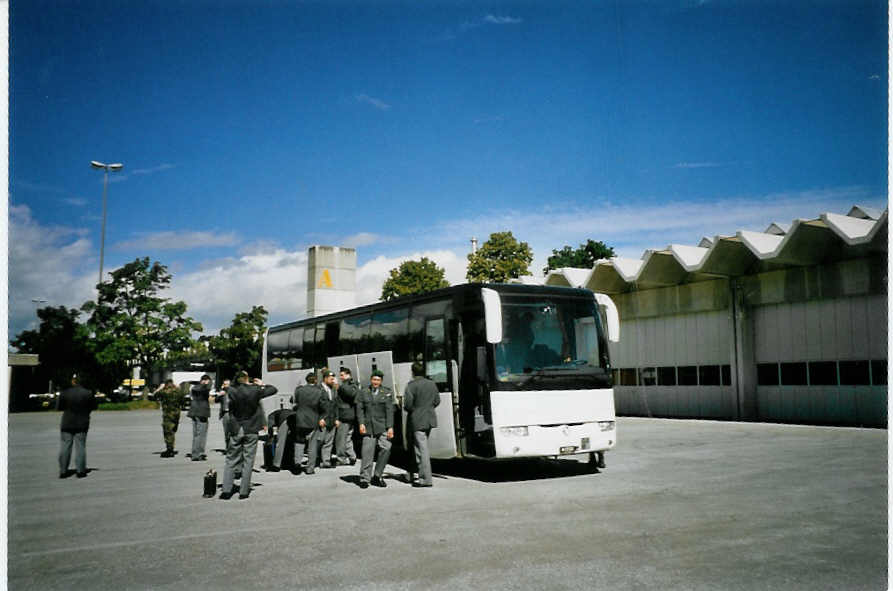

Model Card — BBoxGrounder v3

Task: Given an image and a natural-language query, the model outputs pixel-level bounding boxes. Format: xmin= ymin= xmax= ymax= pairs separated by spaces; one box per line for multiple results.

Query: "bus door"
xmin=327 ymin=355 xmax=360 ymax=385
xmin=424 ymin=317 xmax=458 ymax=459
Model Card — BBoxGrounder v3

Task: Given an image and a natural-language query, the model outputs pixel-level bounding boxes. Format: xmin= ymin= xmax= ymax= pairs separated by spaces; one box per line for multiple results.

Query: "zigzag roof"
xmin=543 ymin=204 xmax=888 ymax=293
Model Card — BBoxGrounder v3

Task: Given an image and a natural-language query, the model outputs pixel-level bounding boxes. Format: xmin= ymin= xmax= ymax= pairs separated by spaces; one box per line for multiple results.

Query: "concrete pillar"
xmin=307 ymin=246 xmax=357 ymax=318
xmin=731 ymin=279 xmax=758 ymax=420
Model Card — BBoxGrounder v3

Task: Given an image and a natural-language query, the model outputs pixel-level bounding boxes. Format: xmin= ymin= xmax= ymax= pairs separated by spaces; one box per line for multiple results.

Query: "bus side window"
xmin=425 ymin=317 xmax=447 ymax=388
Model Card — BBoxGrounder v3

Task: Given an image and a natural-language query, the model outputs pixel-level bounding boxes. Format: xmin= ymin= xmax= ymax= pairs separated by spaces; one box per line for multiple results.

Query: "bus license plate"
xmin=559 ymin=446 xmax=578 ymax=454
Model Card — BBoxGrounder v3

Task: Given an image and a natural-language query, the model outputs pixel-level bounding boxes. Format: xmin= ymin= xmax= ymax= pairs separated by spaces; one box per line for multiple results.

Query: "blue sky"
xmin=8 ymin=0 xmax=888 ymax=341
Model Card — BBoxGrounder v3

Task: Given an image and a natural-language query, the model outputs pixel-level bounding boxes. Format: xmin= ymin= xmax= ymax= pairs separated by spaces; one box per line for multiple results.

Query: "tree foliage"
xmin=11 ymin=306 xmax=92 ymax=391
xmin=82 ymin=258 xmax=202 ymax=396
xmin=543 ymin=239 xmax=616 ymax=274
xmin=380 ymin=257 xmax=450 ymax=301
xmin=207 ymin=305 xmax=268 ymax=380
xmin=466 ymin=231 xmax=533 ymax=283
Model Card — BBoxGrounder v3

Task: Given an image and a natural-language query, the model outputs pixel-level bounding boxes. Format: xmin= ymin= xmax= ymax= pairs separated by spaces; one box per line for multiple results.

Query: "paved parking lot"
xmin=7 ymin=410 xmax=887 ymax=590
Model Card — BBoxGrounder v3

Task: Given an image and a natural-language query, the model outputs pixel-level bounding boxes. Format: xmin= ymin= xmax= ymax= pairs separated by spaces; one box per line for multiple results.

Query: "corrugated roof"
xmin=543 ymin=204 xmax=888 ymax=293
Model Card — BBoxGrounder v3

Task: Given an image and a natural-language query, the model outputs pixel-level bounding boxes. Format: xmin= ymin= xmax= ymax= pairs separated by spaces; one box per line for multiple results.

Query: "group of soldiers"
xmin=150 ymin=362 xmax=441 ymax=499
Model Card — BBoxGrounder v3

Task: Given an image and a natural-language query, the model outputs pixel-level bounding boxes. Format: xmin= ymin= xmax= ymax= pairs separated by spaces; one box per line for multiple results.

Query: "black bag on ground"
xmin=203 ymin=469 xmax=217 ymax=498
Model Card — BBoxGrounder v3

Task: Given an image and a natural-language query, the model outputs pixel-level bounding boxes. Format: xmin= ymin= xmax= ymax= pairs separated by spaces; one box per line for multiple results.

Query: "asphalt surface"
xmin=7 ymin=409 xmax=888 ymax=590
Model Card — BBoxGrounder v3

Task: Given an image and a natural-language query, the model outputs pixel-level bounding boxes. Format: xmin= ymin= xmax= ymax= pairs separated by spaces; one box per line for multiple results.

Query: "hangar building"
xmin=544 ymin=205 xmax=887 ymax=428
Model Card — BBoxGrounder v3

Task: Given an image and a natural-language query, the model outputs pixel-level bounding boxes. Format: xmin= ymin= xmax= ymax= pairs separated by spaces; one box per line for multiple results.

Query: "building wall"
xmin=608 ymin=256 xmax=887 ymax=427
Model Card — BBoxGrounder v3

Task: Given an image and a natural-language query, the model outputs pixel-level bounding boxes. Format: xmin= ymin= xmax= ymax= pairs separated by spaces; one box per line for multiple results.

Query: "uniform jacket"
xmin=291 ymin=384 xmax=327 ymax=430
xmin=158 ymin=385 xmax=185 ymax=416
xmin=335 ymin=379 xmax=359 ymax=422
xmin=357 ymin=385 xmax=394 ymax=437
xmin=227 ymin=383 xmax=278 ymax=433
xmin=187 ymin=383 xmax=212 ymax=419
xmin=319 ymin=382 xmax=338 ymax=425
xmin=58 ymin=385 xmax=97 ymax=433
xmin=403 ymin=376 xmax=441 ymax=432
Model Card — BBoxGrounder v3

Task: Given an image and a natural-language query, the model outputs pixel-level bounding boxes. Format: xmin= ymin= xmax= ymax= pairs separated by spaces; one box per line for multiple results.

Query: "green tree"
xmin=380 ymin=257 xmax=450 ymax=301
xmin=11 ymin=306 xmax=91 ymax=392
xmin=466 ymin=231 xmax=533 ymax=283
xmin=207 ymin=305 xmax=269 ymax=380
xmin=543 ymin=239 xmax=616 ymax=274
xmin=82 ymin=258 xmax=203 ymax=398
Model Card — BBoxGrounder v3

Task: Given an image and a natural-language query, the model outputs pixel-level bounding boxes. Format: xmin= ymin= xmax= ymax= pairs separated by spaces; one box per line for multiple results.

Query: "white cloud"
xmin=483 ymin=15 xmax=522 ymax=25
xmin=673 ymin=161 xmax=725 ymax=169
xmin=63 ymin=197 xmax=88 ymax=206
xmin=342 ymin=232 xmax=387 ymax=248
xmin=869 ymin=74 xmax=881 ymax=80
xmin=8 ymin=205 xmax=97 ymax=340
xmin=112 ymin=230 xmax=240 ymax=252
xmin=355 ymin=250 xmax=468 ymax=306
xmin=427 ymin=186 xmax=886 ymax=272
xmin=355 ymin=94 xmax=391 ymax=111
xmin=131 ymin=163 xmax=175 ymax=175
xmin=167 ymin=248 xmax=310 ymax=334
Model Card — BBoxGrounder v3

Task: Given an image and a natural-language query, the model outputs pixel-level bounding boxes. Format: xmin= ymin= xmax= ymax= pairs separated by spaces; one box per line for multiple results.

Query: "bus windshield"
xmin=493 ymin=294 xmax=610 ymax=389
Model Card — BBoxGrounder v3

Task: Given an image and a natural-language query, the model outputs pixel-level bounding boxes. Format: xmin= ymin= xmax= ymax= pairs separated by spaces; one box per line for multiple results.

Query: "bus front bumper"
xmin=494 ymin=421 xmax=616 ymax=459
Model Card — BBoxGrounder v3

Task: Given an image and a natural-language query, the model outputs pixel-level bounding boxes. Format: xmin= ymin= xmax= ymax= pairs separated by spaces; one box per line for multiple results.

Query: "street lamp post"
xmin=90 ymin=161 xmax=124 ymax=286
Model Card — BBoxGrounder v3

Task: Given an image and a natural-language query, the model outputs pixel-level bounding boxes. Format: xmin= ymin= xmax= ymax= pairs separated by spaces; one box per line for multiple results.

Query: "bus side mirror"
xmin=594 ymin=293 xmax=620 ymax=343
xmin=476 ymin=346 xmax=488 ymax=382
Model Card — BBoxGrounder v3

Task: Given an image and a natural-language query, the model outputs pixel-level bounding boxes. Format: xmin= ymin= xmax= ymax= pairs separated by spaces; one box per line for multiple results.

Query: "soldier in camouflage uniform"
xmin=154 ymin=379 xmax=185 ymax=457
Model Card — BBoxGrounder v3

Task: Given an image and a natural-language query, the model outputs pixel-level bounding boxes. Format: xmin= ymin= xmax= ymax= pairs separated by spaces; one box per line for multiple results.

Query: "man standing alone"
xmin=188 ymin=374 xmax=212 ymax=461
xmin=57 ymin=375 xmax=97 ymax=478
xmin=221 ymin=371 xmax=277 ymax=499
xmin=403 ymin=362 xmax=440 ymax=488
xmin=356 ymin=369 xmax=394 ymax=489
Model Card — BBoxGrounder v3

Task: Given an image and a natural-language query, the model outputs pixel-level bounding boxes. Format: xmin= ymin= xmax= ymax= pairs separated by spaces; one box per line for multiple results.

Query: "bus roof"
xmin=268 ymin=282 xmax=596 ymax=333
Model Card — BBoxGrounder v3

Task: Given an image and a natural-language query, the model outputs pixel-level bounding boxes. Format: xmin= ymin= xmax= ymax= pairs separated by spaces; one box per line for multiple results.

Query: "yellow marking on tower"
xmin=318 ymin=269 xmax=333 ymax=288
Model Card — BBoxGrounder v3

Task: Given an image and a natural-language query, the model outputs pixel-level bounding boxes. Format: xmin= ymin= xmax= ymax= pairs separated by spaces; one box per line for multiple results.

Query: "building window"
xmin=657 ymin=366 xmax=677 ymax=386
xmin=839 ymin=360 xmax=870 ymax=386
xmin=638 ymin=367 xmax=656 ymax=386
xmin=721 ymin=364 xmax=732 ymax=386
xmin=619 ymin=368 xmax=637 ymax=386
xmin=808 ymin=361 xmax=837 ymax=386
xmin=698 ymin=365 xmax=721 ymax=386
xmin=871 ymin=360 xmax=887 ymax=386
xmin=678 ymin=366 xmax=698 ymax=386
xmin=780 ymin=362 xmax=807 ymax=386
xmin=757 ymin=363 xmax=779 ymax=386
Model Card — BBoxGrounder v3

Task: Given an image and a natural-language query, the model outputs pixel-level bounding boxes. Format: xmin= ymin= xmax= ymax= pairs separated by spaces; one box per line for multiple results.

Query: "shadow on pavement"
xmin=430 ymin=457 xmax=600 ymax=483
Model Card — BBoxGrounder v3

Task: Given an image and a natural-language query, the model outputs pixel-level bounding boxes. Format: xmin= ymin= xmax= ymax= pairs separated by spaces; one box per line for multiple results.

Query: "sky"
xmin=7 ymin=0 xmax=888 ymax=343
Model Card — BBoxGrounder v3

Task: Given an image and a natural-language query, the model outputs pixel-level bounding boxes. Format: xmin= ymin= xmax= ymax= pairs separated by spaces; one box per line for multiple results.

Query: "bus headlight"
xmin=597 ymin=421 xmax=615 ymax=432
xmin=500 ymin=426 xmax=529 ymax=437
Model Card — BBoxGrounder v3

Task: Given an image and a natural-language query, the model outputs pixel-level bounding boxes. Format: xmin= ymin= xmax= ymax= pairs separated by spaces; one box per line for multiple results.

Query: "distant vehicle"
xmin=169 ymin=371 xmax=216 ymax=410
xmin=262 ymin=283 xmax=620 ymax=467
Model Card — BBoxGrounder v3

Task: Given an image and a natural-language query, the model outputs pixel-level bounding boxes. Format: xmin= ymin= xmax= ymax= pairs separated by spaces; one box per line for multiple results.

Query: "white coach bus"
xmin=261 ymin=283 xmax=620 ymax=467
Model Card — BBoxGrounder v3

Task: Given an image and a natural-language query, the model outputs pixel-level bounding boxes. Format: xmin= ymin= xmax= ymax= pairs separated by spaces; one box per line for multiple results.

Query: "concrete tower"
xmin=307 ymin=245 xmax=357 ymax=317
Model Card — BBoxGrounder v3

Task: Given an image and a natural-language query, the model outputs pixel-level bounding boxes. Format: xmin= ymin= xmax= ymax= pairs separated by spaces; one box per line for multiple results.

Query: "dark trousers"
xmin=191 ymin=417 xmax=208 ymax=458
xmin=223 ymin=425 xmax=259 ymax=496
xmin=359 ymin=433 xmax=391 ymax=483
xmin=59 ymin=430 xmax=87 ymax=475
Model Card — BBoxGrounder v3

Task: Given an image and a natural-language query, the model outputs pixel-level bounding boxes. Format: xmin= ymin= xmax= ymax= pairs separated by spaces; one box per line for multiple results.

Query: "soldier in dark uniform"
xmin=154 ymin=379 xmax=185 ymax=457
xmin=316 ymin=370 xmax=338 ymax=468
xmin=188 ymin=374 xmax=212 ymax=461
xmin=356 ymin=369 xmax=394 ymax=489
xmin=403 ymin=361 xmax=441 ymax=487
xmin=291 ymin=372 xmax=327 ymax=475
xmin=334 ymin=367 xmax=359 ymax=466
xmin=221 ymin=371 xmax=277 ymax=499
xmin=57 ymin=375 xmax=98 ymax=478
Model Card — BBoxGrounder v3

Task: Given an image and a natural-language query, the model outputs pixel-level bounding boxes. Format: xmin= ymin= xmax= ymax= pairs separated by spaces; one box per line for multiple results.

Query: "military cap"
xmin=371 ymin=369 xmax=384 ymax=378
xmin=322 ymin=370 xmax=335 ymax=378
